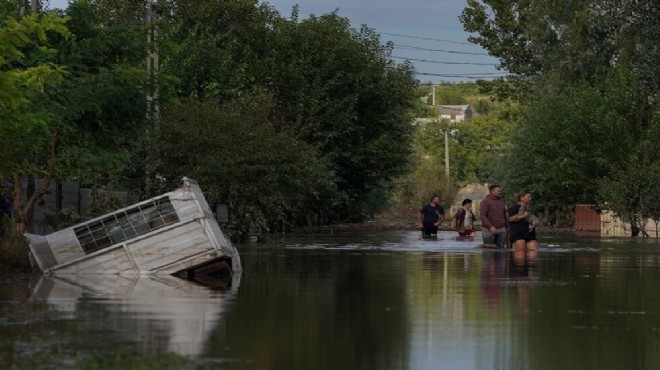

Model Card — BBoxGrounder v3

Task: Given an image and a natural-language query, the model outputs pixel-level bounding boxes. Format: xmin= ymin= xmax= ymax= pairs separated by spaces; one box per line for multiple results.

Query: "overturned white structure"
xmin=25 ymin=178 xmax=241 ymax=278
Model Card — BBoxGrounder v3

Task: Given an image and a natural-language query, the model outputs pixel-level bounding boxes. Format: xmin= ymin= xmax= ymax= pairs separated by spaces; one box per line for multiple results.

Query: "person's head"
xmin=488 ymin=185 xmax=502 ymax=198
xmin=462 ymin=198 xmax=472 ymax=208
xmin=430 ymin=196 xmax=440 ymax=205
xmin=517 ymin=190 xmax=532 ymax=204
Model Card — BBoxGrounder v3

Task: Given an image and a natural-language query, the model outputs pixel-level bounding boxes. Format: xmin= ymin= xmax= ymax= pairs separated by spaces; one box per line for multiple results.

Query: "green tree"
xmin=0 ymin=6 xmax=70 ymax=233
xmin=451 ymin=108 xmax=515 ymax=184
xmin=392 ymin=158 xmax=455 ymax=210
xmin=598 ymin=162 xmax=660 ymax=237
xmin=260 ymin=13 xmax=417 ymax=219
xmin=159 ymin=0 xmax=276 ymax=100
xmin=597 ymin=111 xmax=660 ymax=236
xmin=50 ymin=0 xmax=148 ymax=187
xmin=435 ymin=85 xmax=467 ymax=105
xmin=160 ymin=2 xmax=418 ymax=222
xmin=461 ymin=1 xmax=659 ymax=232
xmin=2 ymin=0 xmax=152 ymax=235
xmin=145 ymin=92 xmax=333 ymax=240
xmin=460 ymin=0 xmax=660 ymax=100
xmin=501 ymin=69 xmax=657 ymax=227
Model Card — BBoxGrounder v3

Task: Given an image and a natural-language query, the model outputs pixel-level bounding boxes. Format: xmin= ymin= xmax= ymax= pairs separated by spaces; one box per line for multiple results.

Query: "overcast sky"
xmin=48 ymin=0 xmax=503 ymax=84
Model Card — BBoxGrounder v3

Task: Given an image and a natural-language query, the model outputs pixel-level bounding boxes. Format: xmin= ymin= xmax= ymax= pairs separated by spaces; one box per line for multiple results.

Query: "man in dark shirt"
xmin=479 ymin=185 xmax=508 ymax=248
xmin=417 ymin=196 xmax=445 ymax=237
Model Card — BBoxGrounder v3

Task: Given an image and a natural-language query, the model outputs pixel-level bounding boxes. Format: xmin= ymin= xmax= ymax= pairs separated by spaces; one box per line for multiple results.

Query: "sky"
xmin=48 ymin=0 xmax=503 ymax=84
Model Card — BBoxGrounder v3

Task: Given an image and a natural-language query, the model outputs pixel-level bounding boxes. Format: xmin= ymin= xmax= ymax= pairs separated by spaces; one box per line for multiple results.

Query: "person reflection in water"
xmin=479 ymin=251 xmax=507 ymax=312
xmin=508 ymin=249 xmax=537 ymax=312
xmin=479 ymin=250 xmax=537 ymax=313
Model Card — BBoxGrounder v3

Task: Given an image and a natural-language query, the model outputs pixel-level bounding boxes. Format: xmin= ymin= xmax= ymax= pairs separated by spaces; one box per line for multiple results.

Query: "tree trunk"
xmin=10 ymin=131 xmax=58 ymax=236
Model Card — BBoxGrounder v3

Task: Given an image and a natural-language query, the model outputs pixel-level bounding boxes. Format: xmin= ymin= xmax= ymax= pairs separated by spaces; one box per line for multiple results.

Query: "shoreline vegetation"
xmin=320 ymin=206 xmax=573 ymax=233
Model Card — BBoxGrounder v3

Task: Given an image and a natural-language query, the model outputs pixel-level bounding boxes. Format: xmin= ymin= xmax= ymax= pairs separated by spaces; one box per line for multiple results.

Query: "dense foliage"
xmin=146 ymin=93 xmax=332 ymax=239
xmin=0 ymin=3 xmax=69 ymax=232
xmin=460 ymin=0 xmax=660 ymax=232
xmin=158 ymin=5 xmax=418 ymax=222
xmin=395 ymin=84 xmax=513 ymax=209
xmin=1 ymin=0 xmax=418 ymax=241
xmin=3 ymin=0 xmax=657 ymax=241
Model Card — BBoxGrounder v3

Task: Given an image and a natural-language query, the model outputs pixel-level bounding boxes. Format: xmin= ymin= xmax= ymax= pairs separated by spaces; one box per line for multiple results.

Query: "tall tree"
xmin=145 ymin=92 xmax=332 ymax=240
xmin=501 ymin=69 xmax=658 ymax=226
xmin=0 ymin=5 xmax=70 ymax=233
xmin=1 ymin=0 xmax=151 ymax=233
xmin=460 ymin=0 xmax=659 ymax=100
xmin=159 ymin=2 xmax=418 ymax=222
xmin=451 ymin=107 xmax=515 ymax=184
xmin=461 ymin=0 xmax=659 ymax=232
xmin=50 ymin=0 xmax=148 ymax=187
xmin=159 ymin=0 xmax=276 ymax=100
xmin=259 ymin=12 xmax=418 ymax=219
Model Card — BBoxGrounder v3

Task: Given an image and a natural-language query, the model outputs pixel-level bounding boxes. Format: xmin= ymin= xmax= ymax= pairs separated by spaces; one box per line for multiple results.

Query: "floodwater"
xmin=2 ymin=230 xmax=660 ymax=369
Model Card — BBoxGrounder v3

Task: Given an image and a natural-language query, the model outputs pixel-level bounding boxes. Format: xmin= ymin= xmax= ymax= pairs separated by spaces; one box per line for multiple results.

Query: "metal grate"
xmin=74 ymin=197 xmax=179 ymax=254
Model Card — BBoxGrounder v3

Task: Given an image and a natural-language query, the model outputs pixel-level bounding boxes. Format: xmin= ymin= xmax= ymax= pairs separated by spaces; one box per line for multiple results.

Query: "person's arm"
xmin=437 ymin=210 xmax=445 ymax=224
xmin=508 ymin=204 xmax=528 ymax=222
xmin=483 ymin=200 xmax=499 ymax=233
xmin=508 ymin=213 xmax=527 ymax=222
xmin=450 ymin=210 xmax=459 ymax=229
xmin=479 ymin=201 xmax=491 ymax=228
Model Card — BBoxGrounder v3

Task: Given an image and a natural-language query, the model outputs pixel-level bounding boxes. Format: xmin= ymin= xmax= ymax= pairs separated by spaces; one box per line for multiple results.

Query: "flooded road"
xmin=2 ymin=230 xmax=660 ymax=369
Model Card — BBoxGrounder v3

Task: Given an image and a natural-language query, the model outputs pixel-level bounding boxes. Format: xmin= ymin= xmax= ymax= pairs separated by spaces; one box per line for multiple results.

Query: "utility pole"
xmin=432 ymin=85 xmax=436 ymax=107
xmin=144 ymin=0 xmax=160 ymax=194
xmin=445 ymin=127 xmax=450 ymax=180
xmin=146 ymin=0 xmax=160 ymax=124
xmin=431 ymin=84 xmax=450 ymax=182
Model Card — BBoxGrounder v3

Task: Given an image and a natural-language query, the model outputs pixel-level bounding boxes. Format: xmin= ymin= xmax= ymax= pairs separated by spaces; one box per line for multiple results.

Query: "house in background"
xmin=437 ymin=105 xmax=473 ymax=122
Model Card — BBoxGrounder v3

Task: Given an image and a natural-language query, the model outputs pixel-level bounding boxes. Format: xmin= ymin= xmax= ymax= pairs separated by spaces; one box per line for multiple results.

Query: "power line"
xmin=392 ymin=56 xmax=497 ymax=66
xmin=426 ymin=72 xmax=506 ymax=76
xmin=417 ymin=72 xmax=507 ymax=77
xmin=416 ymin=71 xmax=506 ymax=79
xmin=379 ymin=31 xmax=473 ymax=46
xmin=394 ymin=44 xmax=489 ymax=56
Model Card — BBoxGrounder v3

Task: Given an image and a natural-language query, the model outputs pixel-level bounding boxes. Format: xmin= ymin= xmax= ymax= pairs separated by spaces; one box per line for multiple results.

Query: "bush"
xmin=0 ymin=235 xmax=32 ymax=271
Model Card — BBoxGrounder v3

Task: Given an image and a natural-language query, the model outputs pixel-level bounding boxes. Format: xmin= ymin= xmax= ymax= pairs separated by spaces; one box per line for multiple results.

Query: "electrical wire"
xmin=394 ymin=44 xmax=489 ymax=56
xmin=379 ymin=31 xmax=473 ymax=46
xmin=392 ymin=56 xmax=497 ymax=66
xmin=416 ymin=71 xmax=507 ymax=79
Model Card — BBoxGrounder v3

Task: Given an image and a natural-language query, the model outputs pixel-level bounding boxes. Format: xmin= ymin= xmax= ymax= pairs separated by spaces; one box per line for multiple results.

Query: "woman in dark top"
xmin=507 ymin=191 xmax=539 ymax=251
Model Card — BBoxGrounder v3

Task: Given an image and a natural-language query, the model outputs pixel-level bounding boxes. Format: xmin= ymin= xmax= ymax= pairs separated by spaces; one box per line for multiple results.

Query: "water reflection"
xmin=28 ymin=273 xmax=240 ymax=356
xmin=4 ymin=231 xmax=660 ymax=369
xmin=479 ymin=249 xmax=539 ymax=314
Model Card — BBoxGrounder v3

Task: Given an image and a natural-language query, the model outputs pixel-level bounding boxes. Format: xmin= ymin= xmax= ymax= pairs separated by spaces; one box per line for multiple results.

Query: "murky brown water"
xmin=2 ymin=230 xmax=660 ymax=369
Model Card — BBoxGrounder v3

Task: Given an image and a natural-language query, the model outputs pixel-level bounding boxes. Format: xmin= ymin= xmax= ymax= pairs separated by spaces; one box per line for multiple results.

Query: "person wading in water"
xmin=479 ymin=185 xmax=508 ymax=248
xmin=417 ymin=196 xmax=445 ymax=238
